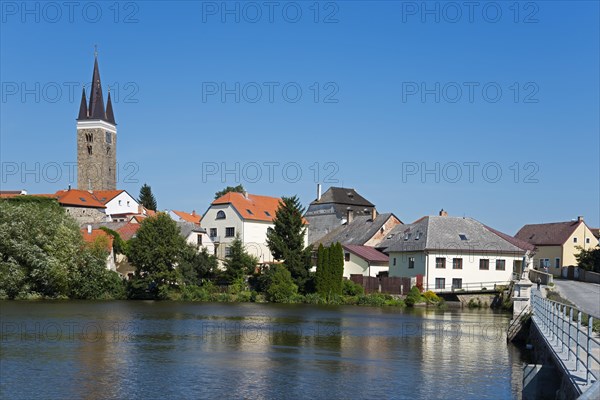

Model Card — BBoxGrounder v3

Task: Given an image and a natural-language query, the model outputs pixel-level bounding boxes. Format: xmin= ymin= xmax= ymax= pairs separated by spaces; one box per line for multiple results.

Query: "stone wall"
xmin=64 ymin=206 xmax=107 ymax=225
xmin=77 ymin=127 xmax=116 ymax=190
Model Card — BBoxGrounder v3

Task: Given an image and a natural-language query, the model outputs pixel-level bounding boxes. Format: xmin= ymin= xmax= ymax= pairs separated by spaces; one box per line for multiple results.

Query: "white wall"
xmin=105 ymin=191 xmax=139 ymax=219
xmin=343 ymin=252 xmax=388 ymax=278
xmin=389 ymin=250 xmax=524 ymax=291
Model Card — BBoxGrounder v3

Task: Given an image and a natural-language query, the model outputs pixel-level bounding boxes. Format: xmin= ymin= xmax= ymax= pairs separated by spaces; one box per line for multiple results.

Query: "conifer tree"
xmin=138 ymin=183 xmax=158 ymax=211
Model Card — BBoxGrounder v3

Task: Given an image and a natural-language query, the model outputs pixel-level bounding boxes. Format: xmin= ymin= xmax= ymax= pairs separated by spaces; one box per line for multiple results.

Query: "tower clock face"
xmin=105 ymin=131 xmax=112 ymax=143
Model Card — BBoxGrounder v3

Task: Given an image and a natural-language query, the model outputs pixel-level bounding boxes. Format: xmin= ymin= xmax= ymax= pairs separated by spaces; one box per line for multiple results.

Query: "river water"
xmin=0 ymin=301 xmax=527 ymax=399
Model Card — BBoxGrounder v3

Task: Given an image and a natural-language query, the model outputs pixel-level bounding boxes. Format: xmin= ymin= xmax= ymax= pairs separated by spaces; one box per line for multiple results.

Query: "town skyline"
xmin=1 ymin=2 xmax=598 ymax=235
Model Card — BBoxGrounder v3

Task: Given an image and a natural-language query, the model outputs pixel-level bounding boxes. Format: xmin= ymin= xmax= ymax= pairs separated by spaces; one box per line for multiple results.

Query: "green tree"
xmin=0 ymin=197 xmax=123 ymax=299
xmin=178 ymin=246 xmax=219 ymax=285
xmin=223 ymin=235 xmax=258 ymax=284
xmin=315 ymin=243 xmax=344 ymax=297
xmin=138 ymin=183 xmax=158 ymax=211
xmin=265 ymin=264 xmax=298 ymax=303
xmin=331 ymin=242 xmax=344 ymax=295
xmin=316 ymin=244 xmax=329 ymax=295
xmin=266 ymin=195 xmax=310 ymax=288
xmin=214 ymin=184 xmax=245 ymax=200
xmin=575 ymin=246 xmax=600 ymax=273
xmin=127 ymin=213 xmax=184 ymax=296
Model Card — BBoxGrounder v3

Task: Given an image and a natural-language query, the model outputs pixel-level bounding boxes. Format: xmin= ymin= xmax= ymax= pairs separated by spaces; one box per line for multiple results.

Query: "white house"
xmin=201 ymin=191 xmax=307 ymax=264
xmin=342 ymin=245 xmax=389 ymax=278
xmin=377 ymin=212 xmax=534 ymax=292
xmin=94 ymin=190 xmax=140 ymax=222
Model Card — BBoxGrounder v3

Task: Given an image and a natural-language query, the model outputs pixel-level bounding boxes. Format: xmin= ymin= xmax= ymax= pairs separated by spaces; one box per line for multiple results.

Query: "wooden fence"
xmin=350 ymin=275 xmax=412 ymax=295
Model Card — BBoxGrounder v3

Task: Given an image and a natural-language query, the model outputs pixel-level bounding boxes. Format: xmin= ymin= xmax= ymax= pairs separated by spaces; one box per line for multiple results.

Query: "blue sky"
xmin=1 ymin=1 xmax=599 ymax=234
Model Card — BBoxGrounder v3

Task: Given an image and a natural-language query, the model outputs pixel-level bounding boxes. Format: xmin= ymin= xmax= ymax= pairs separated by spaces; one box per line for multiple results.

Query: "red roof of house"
xmin=93 ymin=190 xmax=125 ymax=204
xmin=484 ymin=225 xmax=536 ymax=252
xmin=343 ymin=245 xmax=389 ymax=263
xmin=172 ymin=210 xmax=201 ymax=224
xmin=515 ymin=220 xmax=585 ymax=246
xmin=116 ymin=223 xmax=140 ymax=241
xmin=81 ymin=228 xmax=113 ymax=250
xmin=53 ymin=190 xmax=106 ymax=208
xmin=212 ymin=192 xmax=283 ymax=222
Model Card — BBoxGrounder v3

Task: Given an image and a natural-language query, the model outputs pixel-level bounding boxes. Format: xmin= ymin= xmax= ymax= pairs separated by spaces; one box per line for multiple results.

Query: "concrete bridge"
xmin=509 ymin=275 xmax=600 ymax=399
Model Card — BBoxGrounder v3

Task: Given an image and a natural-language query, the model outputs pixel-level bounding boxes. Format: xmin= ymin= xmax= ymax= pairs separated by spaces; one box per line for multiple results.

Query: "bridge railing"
xmin=433 ymin=280 xmax=510 ymax=293
xmin=531 ymin=293 xmax=599 ymax=386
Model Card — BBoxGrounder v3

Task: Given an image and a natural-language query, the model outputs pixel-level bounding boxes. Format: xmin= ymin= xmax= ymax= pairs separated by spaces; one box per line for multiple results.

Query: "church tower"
xmin=77 ymin=50 xmax=117 ymax=190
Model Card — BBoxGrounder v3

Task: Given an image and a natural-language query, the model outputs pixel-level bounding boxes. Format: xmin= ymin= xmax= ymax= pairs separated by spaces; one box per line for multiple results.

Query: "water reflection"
xmin=0 ymin=302 xmax=523 ymax=399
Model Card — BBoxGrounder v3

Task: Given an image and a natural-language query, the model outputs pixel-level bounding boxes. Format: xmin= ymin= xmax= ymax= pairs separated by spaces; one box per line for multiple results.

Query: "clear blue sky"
xmin=1 ymin=1 xmax=599 ymax=234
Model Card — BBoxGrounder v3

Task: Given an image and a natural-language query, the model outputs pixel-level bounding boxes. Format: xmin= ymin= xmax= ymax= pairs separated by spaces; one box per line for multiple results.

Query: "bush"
xmin=423 ymin=290 xmax=441 ymax=303
xmin=265 ymin=265 xmax=298 ymax=303
xmin=304 ymin=293 xmax=326 ymax=304
xmin=343 ymin=279 xmax=364 ymax=296
xmin=405 ymin=286 xmax=425 ymax=307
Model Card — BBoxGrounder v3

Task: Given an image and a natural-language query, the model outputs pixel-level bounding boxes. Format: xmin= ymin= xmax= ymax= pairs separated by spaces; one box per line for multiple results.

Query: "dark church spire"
xmin=105 ymin=88 xmax=116 ymax=124
xmin=88 ymin=51 xmax=106 ymax=121
xmin=77 ymin=87 xmax=88 ymax=120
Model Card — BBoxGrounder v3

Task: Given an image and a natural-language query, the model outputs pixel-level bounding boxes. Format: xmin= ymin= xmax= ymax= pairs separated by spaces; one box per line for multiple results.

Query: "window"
xmin=452 ymin=278 xmax=462 ymax=290
xmin=586 ymin=238 xmax=590 ymax=244
xmin=435 ymin=257 xmax=446 ymax=269
xmin=118 ymin=200 xmax=122 ymax=206
xmin=87 ymin=145 xmax=92 ymax=155
xmin=216 ymin=210 xmax=226 ymax=219
xmin=246 ymin=209 xmax=254 ymax=215
xmin=210 ymin=228 xmax=217 ymax=238
xmin=573 ymin=237 xmax=578 ymax=243
xmin=496 ymin=259 xmax=506 ymax=271
xmin=264 ymin=211 xmax=271 ymax=217
xmin=539 ymin=259 xmax=544 ymax=268
xmin=479 ymin=259 xmax=489 ymax=270
xmin=435 ymin=278 xmax=446 ymax=290
xmin=555 ymin=258 xmax=560 ymax=268
xmin=345 ymin=253 xmax=350 ymax=262
xmin=453 ymin=258 xmax=463 ymax=269
xmin=106 ymin=146 xmax=110 ymax=155
xmin=225 ymin=247 xmax=232 ymax=257
xmin=459 ymin=234 xmax=468 ymax=241
xmin=105 ymin=131 xmax=112 ymax=143
xmin=127 ymin=201 xmax=130 ymax=206
xmin=408 ymin=257 xmax=415 ymax=269
xmin=393 ymin=258 xmax=397 ymax=266
xmin=197 ymin=234 xmax=202 ymax=246
xmin=225 ymin=227 xmax=235 ymax=237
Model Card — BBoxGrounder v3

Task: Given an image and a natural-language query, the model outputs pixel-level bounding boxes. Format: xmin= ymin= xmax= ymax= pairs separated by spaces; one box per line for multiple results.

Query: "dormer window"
xmin=264 ymin=211 xmax=271 ymax=217
xmin=216 ymin=210 xmax=226 ymax=220
xmin=459 ymin=234 xmax=468 ymax=241
xmin=247 ymin=209 xmax=254 ymax=215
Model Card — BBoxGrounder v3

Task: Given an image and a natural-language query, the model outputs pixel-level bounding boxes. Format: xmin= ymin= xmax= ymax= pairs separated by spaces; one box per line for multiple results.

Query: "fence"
xmin=433 ymin=280 xmax=511 ymax=294
xmin=531 ymin=293 xmax=599 ymax=387
xmin=349 ymin=275 xmax=411 ymax=295
xmin=529 ymin=269 xmax=554 ymax=285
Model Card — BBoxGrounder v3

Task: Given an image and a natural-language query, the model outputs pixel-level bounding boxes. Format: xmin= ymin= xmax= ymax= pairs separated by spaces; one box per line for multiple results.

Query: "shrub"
xmin=343 ymin=279 xmax=365 ymax=296
xmin=423 ymin=290 xmax=441 ymax=303
xmin=265 ymin=265 xmax=298 ymax=303
xmin=405 ymin=286 xmax=425 ymax=307
xmin=304 ymin=293 xmax=326 ymax=304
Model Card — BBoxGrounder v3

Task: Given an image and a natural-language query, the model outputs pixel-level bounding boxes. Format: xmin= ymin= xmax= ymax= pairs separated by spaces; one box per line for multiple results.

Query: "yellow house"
xmin=515 ymin=216 xmax=599 ymax=276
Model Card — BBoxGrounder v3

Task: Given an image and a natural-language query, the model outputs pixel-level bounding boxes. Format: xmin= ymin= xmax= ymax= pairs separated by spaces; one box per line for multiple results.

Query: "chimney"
xmin=317 ymin=183 xmax=322 ymax=201
xmin=371 ymin=207 xmax=377 ymax=220
xmin=439 ymin=209 xmax=448 ymax=217
xmin=68 ymin=185 xmax=71 ymax=191
xmin=577 ymin=216 xmax=584 ymax=222
xmin=243 ymin=191 xmax=249 ymax=199
xmin=87 ymin=225 xmax=92 ymax=234
xmin=192 ymin=210 xmax=196 ymax=216
xmin=347 ymin=208 xmax=354 ymax=224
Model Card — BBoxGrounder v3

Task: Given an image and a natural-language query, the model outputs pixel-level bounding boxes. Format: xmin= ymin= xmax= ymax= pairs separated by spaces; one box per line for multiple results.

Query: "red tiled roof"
xmin=81 ymin=228 xmax=113 ymax=250
xmin=515 ymin=221 xmax=583 ymax=246
xmin=172 ymin=210 xmax=201 ymax=224
xmin=116 ymin=223 xmax=140 ymax=241
xmin=343 ymin=245 xmax=389 ymax=263
xmin=53 ymin=190 xmax=106 ymax=208
xmin=93 ymin=190 xmax=125 ymax=204
xmin=484 ymin=225 xmax=536 ymax=252
xmin=212 ymin=192 xmax=283 ymax=222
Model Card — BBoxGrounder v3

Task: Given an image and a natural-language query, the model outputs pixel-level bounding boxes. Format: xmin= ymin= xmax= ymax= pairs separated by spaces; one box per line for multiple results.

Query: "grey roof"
xmin=309 ymin=187 xmax=374 ymax=207
xmin=78 ymin=53 xmax=115 ymax=124
xmin=176 ymin=221 xmax=205 ymax=238
xmin=378 ymin=216 xmax=529 ymax=254
xmin=313 ymin=213 xmax=398 ymax=247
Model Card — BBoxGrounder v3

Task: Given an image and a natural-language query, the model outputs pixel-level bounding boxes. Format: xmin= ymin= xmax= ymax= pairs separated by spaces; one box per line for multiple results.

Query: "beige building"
xmin=515 ymin=216 xmax=599 ymax=276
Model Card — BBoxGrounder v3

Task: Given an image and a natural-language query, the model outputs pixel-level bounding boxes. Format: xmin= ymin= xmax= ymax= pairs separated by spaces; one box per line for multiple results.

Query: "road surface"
xmin=553 ymin=279 xmax=600 ymax=318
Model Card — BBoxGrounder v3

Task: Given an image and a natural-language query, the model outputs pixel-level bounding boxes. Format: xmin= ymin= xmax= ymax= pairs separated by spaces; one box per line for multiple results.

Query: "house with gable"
xmin=168 ymin=210 xmax=202 ymax=225
xmin=313 ymin=212 xmax=402 ymax=277
xmin=378 ymin=211 xmax=534 ymax=292
xmin=94 ymin=190 xmax=140 ymax=222
xmin=81 ymin=225 xmax=116 ymax=271
xmin=305 ymin=186 xmax=377 ymax=244
xmin=201 ymin=191 xmax=306 ymax=263
xmin=515 ymin=216 xmax=599 ymax=275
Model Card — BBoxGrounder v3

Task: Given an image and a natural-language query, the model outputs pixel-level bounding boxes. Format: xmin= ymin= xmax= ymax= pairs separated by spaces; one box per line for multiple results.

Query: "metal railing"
xmin=432 ymin=280 xmax=511 ymax=293
xmin=531 ymin=292 xmax=599 ymax=386
xmin=507 ymin=304 xmax=531 ymax=342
